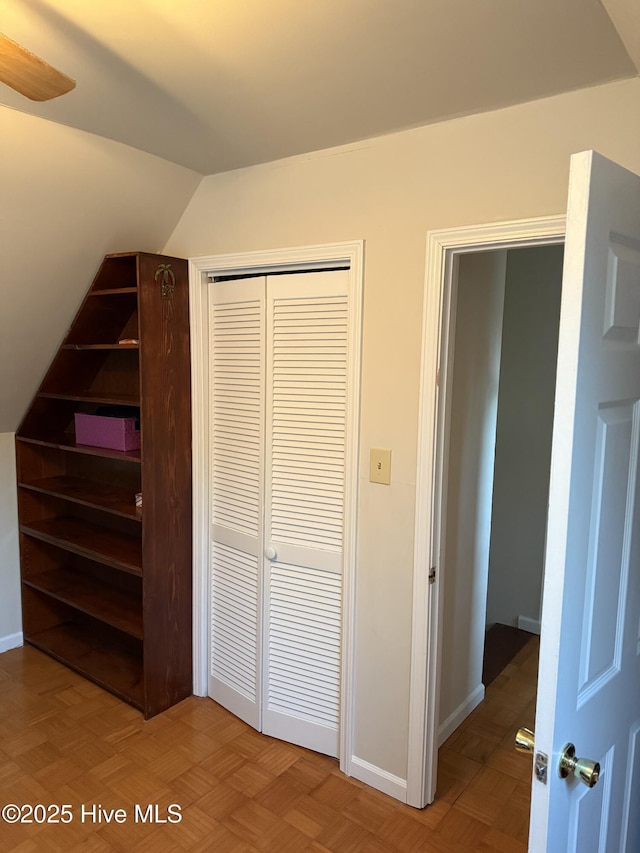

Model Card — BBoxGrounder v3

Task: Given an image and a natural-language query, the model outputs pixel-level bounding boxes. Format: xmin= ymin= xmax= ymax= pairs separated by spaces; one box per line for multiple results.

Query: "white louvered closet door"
xmin=208 ymin=269 xmax=348 ymax=758
xmin=262 ymin=271 xmax=348 ymax=758
xmin=208 ymin=278 xmax=265 ymax=730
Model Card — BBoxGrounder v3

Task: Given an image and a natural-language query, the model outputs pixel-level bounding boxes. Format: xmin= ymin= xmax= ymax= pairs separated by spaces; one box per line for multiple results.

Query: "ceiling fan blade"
xmin=0 ymin=33 xmax=75 ymax=101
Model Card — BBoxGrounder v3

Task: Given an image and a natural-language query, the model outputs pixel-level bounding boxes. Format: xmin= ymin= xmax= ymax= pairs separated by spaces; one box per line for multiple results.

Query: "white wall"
xmin=438 ymin=252 xmax=506 ymax=739
xmin=0 ymin=434 xmax=21 ymax=652
xmin=486 ymin=245 xmax=564 ymax=630
xmin=163 ymin=78 xmax=640 ymax=783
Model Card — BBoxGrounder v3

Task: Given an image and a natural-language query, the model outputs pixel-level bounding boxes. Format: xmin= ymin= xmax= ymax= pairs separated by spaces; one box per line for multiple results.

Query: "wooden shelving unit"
xmin=15 ymin=252 xmax=192 ymax=718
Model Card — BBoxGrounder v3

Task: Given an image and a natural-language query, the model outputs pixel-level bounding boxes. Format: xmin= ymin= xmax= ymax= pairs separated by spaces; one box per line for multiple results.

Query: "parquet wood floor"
xmin=0 ymin=637 xmax=538 ymax=852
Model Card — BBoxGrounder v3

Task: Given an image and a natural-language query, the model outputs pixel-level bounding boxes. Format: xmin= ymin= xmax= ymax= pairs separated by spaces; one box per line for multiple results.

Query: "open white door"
xmin=530 ymin=151 xmax=640 ymax=851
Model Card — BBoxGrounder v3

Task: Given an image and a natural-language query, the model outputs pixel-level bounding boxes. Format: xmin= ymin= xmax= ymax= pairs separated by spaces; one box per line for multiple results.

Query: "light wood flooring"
xmin=0 ymin=637 xmax=538 ymax=852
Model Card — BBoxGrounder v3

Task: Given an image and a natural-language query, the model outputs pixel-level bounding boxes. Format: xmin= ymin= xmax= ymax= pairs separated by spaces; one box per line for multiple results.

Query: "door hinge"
xmin=429 ymin=566 xmax=436 ymax=584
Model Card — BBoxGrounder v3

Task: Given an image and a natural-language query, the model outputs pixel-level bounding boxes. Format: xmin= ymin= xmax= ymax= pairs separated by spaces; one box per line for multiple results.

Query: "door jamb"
xmin=406 ymin=217 xmax=566 ymax=808
xmin=188 ymin=241 xmax=364 ymax=776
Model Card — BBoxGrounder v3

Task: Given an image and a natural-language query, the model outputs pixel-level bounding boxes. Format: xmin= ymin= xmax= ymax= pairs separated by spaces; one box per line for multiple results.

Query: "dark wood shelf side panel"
xmin=24 ymin=567 xmax=142 ymax=639
xmin=19 ymin=476 xmax=141 ymax=521
xmin=21 ymin=517 xmax=142 ymax=575
xmin=138 ymin=252 xmax=193 ymax=717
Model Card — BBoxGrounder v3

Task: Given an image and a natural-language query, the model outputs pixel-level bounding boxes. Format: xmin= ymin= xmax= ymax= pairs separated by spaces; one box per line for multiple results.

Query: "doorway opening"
xmin=437 ymin=244 xmax=564 ymax=747
xmin=406 ymin=215 xmax=566 ymax=810
xmin=433 ymin=244 xmax=563 ymax=844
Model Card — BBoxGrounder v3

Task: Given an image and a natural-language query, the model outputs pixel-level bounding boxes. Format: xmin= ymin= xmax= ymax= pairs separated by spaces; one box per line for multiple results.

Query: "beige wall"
xmin=439 ymin=251 xmax=506 ymax=737
xmin=486 ymin=245 xmax=564 ymax=630
xmin=1 ymin=106 xmax=202 ymax=435
xmin=164 ymin=78 xmax=640 ymax=783
xmin=0 ymin=434 xmax=21 ymax=651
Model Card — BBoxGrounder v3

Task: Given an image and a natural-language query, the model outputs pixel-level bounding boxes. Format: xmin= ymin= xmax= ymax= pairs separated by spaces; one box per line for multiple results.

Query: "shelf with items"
xmin=18 ymin=428 xmax=143 ymax=577
xmin=17 ymin=430 xmax=142 ymax=522
xmin=18 ymin=396 xmax=141 ymax=457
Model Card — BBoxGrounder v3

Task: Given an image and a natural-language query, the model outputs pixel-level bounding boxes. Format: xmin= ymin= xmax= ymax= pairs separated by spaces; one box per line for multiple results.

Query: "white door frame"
xmin=189 ymin=241 xmax=364 ymax=775
xmin=406 ymin=216 xmax=566 ymax=808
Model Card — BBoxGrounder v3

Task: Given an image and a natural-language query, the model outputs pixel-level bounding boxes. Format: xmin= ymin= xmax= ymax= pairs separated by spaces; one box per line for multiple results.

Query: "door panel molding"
xmin=189 ymin=241 xmax=363 ymax=776
xmin=408 ymin=216 xmax=566 ymax=807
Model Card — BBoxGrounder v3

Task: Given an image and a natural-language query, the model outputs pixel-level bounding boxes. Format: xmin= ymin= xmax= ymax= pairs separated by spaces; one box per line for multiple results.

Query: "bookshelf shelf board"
xmin=19 ymin=476 xmax=141 ymax=521
xmin=38 ymin=391 xmax=140 ymax=406
xmin=17 ymin=436 xmax=141 ymax=464
xmin=90 ymin=288 xmax=138 ymax=296
xmin=20 ymin=517 xmax=142 ymax=576
xmin=27 ymin=623 xmax=143 ymax=709
xmin=62 ymin=344 xmax=139 ymax=350
xmin=24 ymin=569 xmax=142 ymax=639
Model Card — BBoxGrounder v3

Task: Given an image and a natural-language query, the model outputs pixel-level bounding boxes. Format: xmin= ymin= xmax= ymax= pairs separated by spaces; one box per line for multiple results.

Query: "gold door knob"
xmin=559 ymin=743 xmax=600 ymax=788
xmin=515 ymin=727 xmax=535 ymax=754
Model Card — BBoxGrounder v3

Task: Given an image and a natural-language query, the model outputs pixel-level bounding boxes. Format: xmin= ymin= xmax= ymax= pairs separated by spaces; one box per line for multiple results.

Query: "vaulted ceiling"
xmin=2 ymin=0 xmax=639 ymax=175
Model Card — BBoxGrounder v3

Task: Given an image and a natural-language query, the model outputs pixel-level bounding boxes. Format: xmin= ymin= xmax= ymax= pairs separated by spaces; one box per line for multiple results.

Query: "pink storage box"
xmin=74 ymin=413 xmax=140 ymax=451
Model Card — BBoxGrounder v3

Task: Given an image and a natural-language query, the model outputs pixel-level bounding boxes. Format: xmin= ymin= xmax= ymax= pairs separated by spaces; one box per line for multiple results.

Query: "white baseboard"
xmin=348 ymin=756 xmax=408 ymax=803
xmin=0 ymin=632 xmax=23 ymax=654
xmin=517 ymin=615 xmax=541 ymax=635
xmin=437 ymin=683 xmax=485 ymax=747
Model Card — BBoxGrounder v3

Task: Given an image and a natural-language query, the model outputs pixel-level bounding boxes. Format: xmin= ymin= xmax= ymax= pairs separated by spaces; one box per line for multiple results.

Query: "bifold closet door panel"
xmin=261 ymin=270 xmax=349 ymax=757
xmin=207 ymin=277 xmax=266 ymax=729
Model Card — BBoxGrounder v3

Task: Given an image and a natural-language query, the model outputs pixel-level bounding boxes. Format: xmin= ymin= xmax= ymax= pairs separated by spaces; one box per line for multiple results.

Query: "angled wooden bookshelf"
xmin=15 ymin=252 xmax=192 ymax=718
